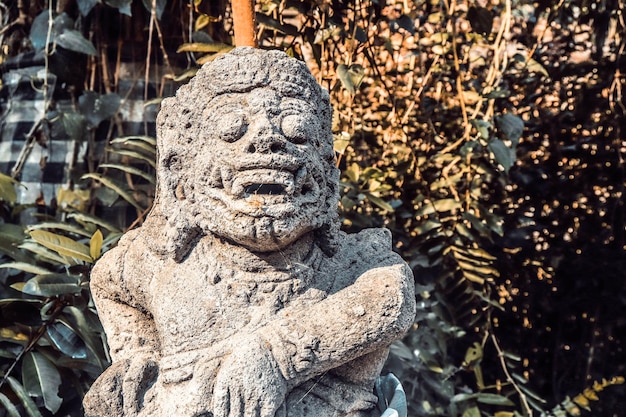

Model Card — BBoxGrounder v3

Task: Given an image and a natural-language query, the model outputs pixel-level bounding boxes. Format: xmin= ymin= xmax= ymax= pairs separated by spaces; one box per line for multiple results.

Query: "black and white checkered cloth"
xmin=0 ymin=53 xmax=170 ymax=212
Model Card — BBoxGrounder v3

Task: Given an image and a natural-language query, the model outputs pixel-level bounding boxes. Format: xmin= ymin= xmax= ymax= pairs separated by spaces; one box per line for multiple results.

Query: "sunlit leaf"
xmin=21 ymin=274 xmax=83 ymax=296
xmin=176 ymin=42 xmax=233 ymax=53
xmin=90 ymin=229 xmax=103 ymax=260
xmin=0 ymin=326 xmax=31 ymax=343
xmin=67 ymin=212 xmax=121 ymax=233
xmin=19 ymin=241 xmax=70 ymax=265
xmin=562 ymin=396 xmax=581 ymax=416
xmin=195 ymin=14 xmax=211 ymax=31
xmin=110 ymin=135 xmax=157 ymax=147
xmin=572 ymin=393 xmax=591 ymax=411
xmin=415 ymin=198 xmax=462 ymax=216
xmin=29 ymin=230 xmax=93 ymax=263
xmin=22 ymin=351 xmax=63 ymax=413
xmin=0 ymin=261 xmax=51 ymax=276
xmin=0 ymin=172 xmax=18 ymax=204
xmin=104 ymin=148 xmax=156 ymax=168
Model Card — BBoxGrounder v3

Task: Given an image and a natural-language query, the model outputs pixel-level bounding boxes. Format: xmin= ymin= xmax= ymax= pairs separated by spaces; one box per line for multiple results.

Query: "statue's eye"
xmin=281 ymin=114 xmax=312 ymax=144
xmin=214 ymin=111 xmax=248 ymax=143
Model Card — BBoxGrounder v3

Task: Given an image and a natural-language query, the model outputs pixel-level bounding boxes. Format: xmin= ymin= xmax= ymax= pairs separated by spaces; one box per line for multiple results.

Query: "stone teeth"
xmin=244 ymin=183 xmax=286 ymax=196
xmin=232 ymin=170 xmax=295 ymax=198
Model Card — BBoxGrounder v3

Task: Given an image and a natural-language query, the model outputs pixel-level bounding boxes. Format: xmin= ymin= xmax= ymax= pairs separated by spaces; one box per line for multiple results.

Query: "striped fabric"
xmin=0 ymin=55 xmax=173 ymax=217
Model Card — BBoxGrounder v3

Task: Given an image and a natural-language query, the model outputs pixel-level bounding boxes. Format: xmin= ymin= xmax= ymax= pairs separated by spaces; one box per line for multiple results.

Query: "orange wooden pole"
xmin=231 ymin=0 xmax=258 ymax=47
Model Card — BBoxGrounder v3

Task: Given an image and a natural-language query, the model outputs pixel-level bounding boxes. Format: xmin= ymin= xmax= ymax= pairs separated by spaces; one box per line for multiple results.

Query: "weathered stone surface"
xmin=83 ymin=47 xmax=416 ymax=417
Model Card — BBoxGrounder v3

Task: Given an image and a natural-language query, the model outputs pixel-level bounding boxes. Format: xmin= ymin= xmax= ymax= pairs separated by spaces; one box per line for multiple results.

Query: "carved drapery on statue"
xmin=83 ymin=47 xmax=416 ymax=417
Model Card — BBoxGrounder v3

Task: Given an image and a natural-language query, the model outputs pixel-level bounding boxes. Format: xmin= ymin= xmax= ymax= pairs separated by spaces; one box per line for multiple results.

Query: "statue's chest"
xmin=146 ymin=258 xmax=324 ymax=355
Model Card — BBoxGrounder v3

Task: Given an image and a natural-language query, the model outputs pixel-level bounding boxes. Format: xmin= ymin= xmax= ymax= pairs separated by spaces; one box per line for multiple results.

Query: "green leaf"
xmin=333 ymin=132 xmax=351 ymax=155
xmin=256 ymin=13 xmax=299 ymax=35
xmin=415 ymin=198 xmax=462 ymax=217
xmin=110 ymin=135 xmax=157 ymax=147
xmin=337 ymin=64 xmax=365 ymax=95
xmin=56 ymin=29 xmax=97 ymax=55
xmin=18 ymin=242 xmax=68 ymax=265
xmin=0 ymin=223 xmax=28 ymax=262
xmin=110 ymin=138 xmax=156 ymax=155
xmin=47 ymin=320 xmax=88 ymax=359
xmin=98 ymin=163 xmax=156 ymax=184
xmin=28 ymin=222 xmax=92 ymax=238
xmin=78 ymin=92 xmax=121 ymax=127
xmin=82 ymin=173 xmax=145 ymax=211
xmin=60 ymin=112 xmax=87 ymax=141
xmin=67 ymin=212 xmax=121 ymax=233
xmin=496 ymin=113 xmax=524 ymax=146
xmin=0 ymin=392 xmax=21 ymax=417
xmin=105 ymin=0 xmax=132 ymax=16
xmin=0 ymin=172 xmax=18 ymax=204
xmin=62 ymin=307 xmax=107 ymax=369
xmin=470 ymin=119 xmax=491 ymax=140
xmin=22 ymin=351 xmax=63 ymax=414
xmin=90 ymin=229 xmax=103 ymax=260
xmin=6 ymin=376 xmax=44 ymax=417
xmin=21 ymin=274 xmax=83 ymax=297
xmin=29 ymin=230 xmax=93 ymax=263
xmin=104 ymin=148 xmax=157 ymax=168
xmin=365 ymin=193 xmax=394 ymax=212
xmin=476 ymin=393 xmax=515 ymax=406
xmin=488 ymin=139 xmax=515 ymax=172
xmin=77 ymin=0 xmax=98 ymax=16
xmin=462 ymin=406 xmax=481 ymax=417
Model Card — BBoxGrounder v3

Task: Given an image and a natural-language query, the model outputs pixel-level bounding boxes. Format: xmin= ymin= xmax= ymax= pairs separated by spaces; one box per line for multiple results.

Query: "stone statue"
xmin=83 ymin=47 xmax=416 ymax=417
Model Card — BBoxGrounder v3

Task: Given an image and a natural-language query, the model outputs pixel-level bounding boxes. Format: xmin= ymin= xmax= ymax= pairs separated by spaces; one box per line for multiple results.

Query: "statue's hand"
xmin=212 ymin=335 xmax=288 ymax=417
xmin=84 ymin=355 xmax=158 ymax=416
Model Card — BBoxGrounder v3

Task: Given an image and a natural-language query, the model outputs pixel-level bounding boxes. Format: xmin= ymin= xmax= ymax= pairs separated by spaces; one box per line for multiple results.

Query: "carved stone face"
xmin=155 ymin=48 xmax=339 ymax=253
xmin=190 ymin=88 xmax=331 ymax=250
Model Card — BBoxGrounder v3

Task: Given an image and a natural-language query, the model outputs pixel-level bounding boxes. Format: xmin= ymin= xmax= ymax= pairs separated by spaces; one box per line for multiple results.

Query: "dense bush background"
xmin=0 ymin=0 xmax=624 ymax=416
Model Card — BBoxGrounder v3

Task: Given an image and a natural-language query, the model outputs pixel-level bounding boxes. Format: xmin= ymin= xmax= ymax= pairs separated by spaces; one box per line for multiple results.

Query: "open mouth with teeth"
xmin=244 ymin=183 xmax=287 ymax=196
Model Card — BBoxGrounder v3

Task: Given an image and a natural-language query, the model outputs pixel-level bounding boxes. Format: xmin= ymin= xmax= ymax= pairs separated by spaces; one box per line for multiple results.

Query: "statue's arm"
xmin=83 ymin=235 xmax=160 ymax=417
xmin=261 ymin=261 xmax=415 ymax=388
xmin=89 ymin=241 xmax=160 ymax=361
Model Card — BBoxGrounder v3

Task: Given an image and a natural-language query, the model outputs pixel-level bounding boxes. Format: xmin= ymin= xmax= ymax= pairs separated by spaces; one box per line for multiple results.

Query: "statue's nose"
xmin=243 ymin=118 xmax=287 ymax=154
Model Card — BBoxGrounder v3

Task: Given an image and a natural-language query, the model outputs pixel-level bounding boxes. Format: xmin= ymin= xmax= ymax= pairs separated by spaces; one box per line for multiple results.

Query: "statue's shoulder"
xmin=341 ymin=227 xmax=401 ymax=265
xmin=91 ymin=216 xmax=165 ymax=290
xmin=325 ymin=228 xmax=405 ymax=289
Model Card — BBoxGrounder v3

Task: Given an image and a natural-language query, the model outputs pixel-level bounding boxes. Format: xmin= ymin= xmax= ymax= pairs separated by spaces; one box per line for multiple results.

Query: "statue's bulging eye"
xmin=281 ymin=114 xmax=313 ymax=144
xmin=214 ymin=111 xmax=248 ymax=143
